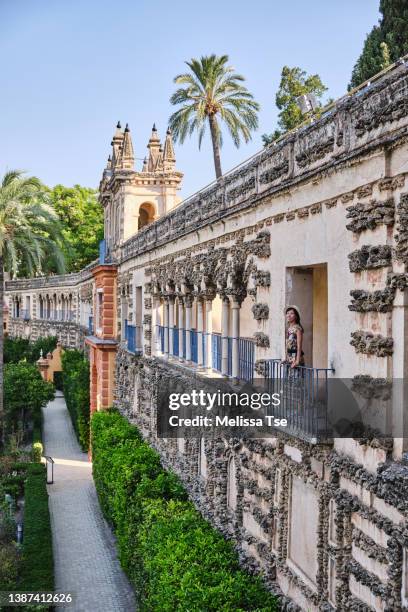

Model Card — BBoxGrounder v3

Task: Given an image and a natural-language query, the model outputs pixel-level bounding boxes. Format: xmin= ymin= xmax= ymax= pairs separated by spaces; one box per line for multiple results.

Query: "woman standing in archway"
xmin=285 ymin=306 xmax=304 ymax=369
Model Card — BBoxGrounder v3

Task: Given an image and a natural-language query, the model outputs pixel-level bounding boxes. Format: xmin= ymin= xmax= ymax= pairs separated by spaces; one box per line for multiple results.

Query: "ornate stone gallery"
xmin=6 ymin=64 xmax=408 ymax=611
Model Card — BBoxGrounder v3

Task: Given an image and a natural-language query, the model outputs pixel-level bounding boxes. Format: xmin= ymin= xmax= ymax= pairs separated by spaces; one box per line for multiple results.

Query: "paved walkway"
xmin=42 ymin=393 xmax=136 ymax=612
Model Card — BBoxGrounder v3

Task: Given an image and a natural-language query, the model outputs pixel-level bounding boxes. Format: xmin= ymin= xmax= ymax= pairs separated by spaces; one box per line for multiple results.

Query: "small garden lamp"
xmin=44 ymin=455 xmax=54 ymax=484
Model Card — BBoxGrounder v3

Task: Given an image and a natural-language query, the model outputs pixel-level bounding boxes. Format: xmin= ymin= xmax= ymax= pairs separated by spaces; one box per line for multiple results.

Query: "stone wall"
xmin=115 ymin=351 xmax=408 ymax=612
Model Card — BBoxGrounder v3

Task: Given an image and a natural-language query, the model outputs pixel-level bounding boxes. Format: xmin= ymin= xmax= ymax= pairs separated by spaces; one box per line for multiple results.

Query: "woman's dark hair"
xmin=285 ymin=307 xmax=304 ymax=332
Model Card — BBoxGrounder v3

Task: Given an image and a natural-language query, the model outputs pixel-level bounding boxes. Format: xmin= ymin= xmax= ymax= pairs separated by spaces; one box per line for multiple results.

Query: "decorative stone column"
xmin=168 ymin=296 xmax=175 ymax=357
xmin=205 ymin=297 xmax=213 ymax=371
xmin=152 ymin=296 xmax=160 ymax=355
xmin=178 ymin=298 xmax=184 ymax=361
xmin=163 ymin=298 xmax=169 ymax=357
xmin=197 ymin=298 xmax=204 ymax=369
xmin=185 ymin=294 xmax=193 ymax=363
xmin=221 ymin=297 xmax=230 ymax=377
xmin=231 ymin=299 xmax=240 ymax=380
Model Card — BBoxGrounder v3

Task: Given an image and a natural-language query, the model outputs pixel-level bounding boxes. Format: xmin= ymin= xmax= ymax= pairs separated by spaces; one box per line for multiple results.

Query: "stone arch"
xmin=138 ymin=202 xmax=156 ymax=230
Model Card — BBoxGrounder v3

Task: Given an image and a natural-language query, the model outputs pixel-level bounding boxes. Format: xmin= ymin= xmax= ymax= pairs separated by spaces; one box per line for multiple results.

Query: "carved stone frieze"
xmin=395 ymin=192 xmax=408 ymax=264
xmin=350 ymin=330 xmax=393 ymax=357
xmin=253 ymin=332 xmax=270 ymax=348
xmin=346 ymin=198 xmax=395 ymax=233
xmin=251 ymin=303 xmax=269 ymax=320
xmin=348 ymin=245 xmax=392 ymax=272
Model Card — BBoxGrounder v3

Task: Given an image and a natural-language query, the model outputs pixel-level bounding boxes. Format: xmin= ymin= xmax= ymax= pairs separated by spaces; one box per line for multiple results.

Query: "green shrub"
xmin=61 ymin=349 xmax=90 ymax=450
xmin=4 ymin=336 xmax=57 ymax=364
xmin=0 ymin=542 xmax=19 ymax=590
xmin=31 ymin=442 xmax=43 ymax=463
xmin=19 ymin=465 xmax=54 ymax=592
xmin=4 ymin=363 xmax=54 ymax=442
xmin=91 ymin=411 xmax=278 ymax=612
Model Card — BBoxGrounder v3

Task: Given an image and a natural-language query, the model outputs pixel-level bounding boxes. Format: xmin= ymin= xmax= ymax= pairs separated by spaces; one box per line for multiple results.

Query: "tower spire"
xmin=147 ymin=123 xmax=162 ymax=172
xmin=111 ymin=121 xmax=124 ymax=168
xmin=162 ymin=127 xmax=176 ymax=171
xmin=118 ymin=123 xmax=134 ymax=169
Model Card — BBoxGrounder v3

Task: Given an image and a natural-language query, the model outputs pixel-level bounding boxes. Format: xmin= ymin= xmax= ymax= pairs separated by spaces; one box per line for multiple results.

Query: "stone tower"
xmin=99 ymin=122 xmax=183 ymax=257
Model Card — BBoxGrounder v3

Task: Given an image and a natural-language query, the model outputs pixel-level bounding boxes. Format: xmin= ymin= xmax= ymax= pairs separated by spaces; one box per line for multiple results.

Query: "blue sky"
xmin=1 ymin=0 xmax=380 ymax=199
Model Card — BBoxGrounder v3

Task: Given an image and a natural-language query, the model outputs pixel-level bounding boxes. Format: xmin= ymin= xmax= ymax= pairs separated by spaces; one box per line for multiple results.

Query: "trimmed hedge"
xmin=61 ymin=350 xmax=90 ymax=450
xmin=91 ymin=411 xmax=278 ymax=612
xmin=19 ymin=464 xmax=54 ymax=592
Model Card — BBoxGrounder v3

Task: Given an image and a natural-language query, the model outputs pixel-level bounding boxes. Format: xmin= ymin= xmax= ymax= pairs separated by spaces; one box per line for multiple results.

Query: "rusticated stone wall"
xmin=114 ymin=351 xmax=408 ymax=612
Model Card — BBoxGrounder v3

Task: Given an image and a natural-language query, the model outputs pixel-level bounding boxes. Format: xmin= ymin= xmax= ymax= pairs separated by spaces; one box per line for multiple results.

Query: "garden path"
xmin=42 ymin=392 xmax=136 ymax=611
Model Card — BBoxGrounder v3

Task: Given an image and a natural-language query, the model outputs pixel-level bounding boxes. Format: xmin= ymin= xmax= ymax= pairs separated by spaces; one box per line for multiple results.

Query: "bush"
xmin=91 ymin=411 xmax=278 ymax=611
xmin=19 ymin=465 xmax=54 ymax=592
xmin=31 ymin=442 xmax=43 ymax=463
xmin=0 ymin=542 xmax=19 ymax=590
xmin=4 ymin=363 xmax=54 ymax=441
xmin=61 ymin=350 xmax=90 ymax=450
xmin=4 ymin=336 xmax=57 ymax=364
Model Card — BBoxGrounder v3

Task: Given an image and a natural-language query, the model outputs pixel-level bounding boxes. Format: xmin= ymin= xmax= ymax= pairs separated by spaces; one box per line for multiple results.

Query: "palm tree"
xmin=0 ymin=170 xmax=65 ymax=445
xmin=169 ymin=54 xmax=260 ymax=179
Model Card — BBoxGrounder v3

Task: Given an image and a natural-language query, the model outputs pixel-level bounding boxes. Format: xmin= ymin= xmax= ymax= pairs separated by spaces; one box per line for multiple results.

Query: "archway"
xmin=138 ymin=202 xmax=155 ymax=229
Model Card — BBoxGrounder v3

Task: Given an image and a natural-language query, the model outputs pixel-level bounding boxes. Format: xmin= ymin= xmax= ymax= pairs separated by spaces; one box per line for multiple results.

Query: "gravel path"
xmin=42 ymin=393 xmax=136 ymax=611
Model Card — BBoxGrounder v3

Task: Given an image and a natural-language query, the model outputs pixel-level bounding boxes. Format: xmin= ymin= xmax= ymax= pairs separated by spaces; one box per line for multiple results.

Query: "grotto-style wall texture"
xmin=6 ymin=61 xmax=408 ymax=611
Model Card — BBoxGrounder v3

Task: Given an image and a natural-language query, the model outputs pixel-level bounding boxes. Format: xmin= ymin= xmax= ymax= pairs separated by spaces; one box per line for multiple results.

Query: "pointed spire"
xmin=119 ymin=123 xmax=134 ymax=169
xmin=163 ymin=127 xmax=176 ymax=171
xmin=106 ymin=155 xmax=112 ymax=169
xmin=111 ymin=121 xmax=124 ymax=168
xmin=142 ymin=157 xmax=148 ymax=172
xmin=147 ymin=123 xmax=162 ymax=172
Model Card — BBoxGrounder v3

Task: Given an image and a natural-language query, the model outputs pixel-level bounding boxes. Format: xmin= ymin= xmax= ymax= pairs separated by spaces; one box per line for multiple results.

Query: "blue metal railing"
xmin=212 ymin=333 xmax=222 ymax=372
xmin=191 ymin=329 xmax=198 ymax=364
xmin=88 ymin=315 xmax=93 ymax=334
xmin=239 ymin=337 xmax=255 ymax=383
xmin=260 ymin=359 xmax=333 ymax=440
xmin=125 ymin=320 xmax=142 ymax=354
xmin=173 ymin=326 xmax=179 ymax=357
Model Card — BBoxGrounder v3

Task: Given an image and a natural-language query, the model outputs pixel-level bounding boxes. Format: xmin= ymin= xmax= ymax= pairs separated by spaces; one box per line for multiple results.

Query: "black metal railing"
xmin=260 ymin=359 xmax=333 ymax=441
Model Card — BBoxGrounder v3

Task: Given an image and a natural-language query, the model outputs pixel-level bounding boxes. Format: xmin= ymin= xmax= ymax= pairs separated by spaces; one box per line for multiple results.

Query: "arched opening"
xmin=138 ymin=202 xmax=155 ymax=230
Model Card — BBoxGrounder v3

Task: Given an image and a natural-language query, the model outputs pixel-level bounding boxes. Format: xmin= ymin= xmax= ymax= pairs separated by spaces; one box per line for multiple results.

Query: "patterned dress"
xmin=286 ymin=324 xmax=305 ymax=366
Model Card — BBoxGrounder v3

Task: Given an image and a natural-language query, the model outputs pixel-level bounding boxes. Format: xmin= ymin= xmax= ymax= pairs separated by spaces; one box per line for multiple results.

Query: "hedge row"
xmin=19 ymin=464 xmax=54 ymax=593
xmin=91 ymin=411 xmax=278 ymax=612
xmin=61 ymin=350 xmax=90 ymax=450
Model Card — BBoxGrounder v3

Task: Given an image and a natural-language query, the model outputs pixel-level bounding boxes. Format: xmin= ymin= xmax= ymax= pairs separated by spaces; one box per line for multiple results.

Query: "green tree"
xmin=169 ymin=54 xmax=260 ymax=179
xmin=350 ymin=0 xmax=408 ymax=88
xmin=47 ymin=185 xmax=104 ymax=272
xmin=4 ymin=363 xmax=54 ymax=439
xmin=0 ymin=170 xmax=65 ymax=445
xmin=262 ymin=66 xmax=328 ymax=146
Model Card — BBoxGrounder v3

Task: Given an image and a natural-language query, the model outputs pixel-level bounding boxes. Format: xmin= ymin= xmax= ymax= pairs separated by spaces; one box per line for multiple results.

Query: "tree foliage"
xmin=3 ymin=363 xmax=54 ymax=434
xmin=4 ymin=336 xmax=57 ymax=365
xmin=169 ymin=54 xmax=260 ymax=178
xmin=61 ymin=349 xmax=90 ymax=450
xmin=350 ymin=0 xmax=408 ymax=88
xmin=46 ymin=184 xmax=103 ymax=272
xmin=262 ymin=66 xmax=328 ymax=146
xmin=0 ymin=171 xmax=65 ymax=278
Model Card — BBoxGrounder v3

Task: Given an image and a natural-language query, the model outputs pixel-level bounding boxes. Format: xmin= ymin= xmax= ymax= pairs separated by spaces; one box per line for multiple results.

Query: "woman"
xmin=285 ymin=306 xmax=305 ymax=369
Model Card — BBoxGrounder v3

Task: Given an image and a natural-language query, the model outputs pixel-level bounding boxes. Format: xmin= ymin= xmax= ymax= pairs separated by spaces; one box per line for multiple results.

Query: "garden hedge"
xmin=19 ymin=464 xmax=54 ymax=592
xmin=91 ymin=410 xmax=278 ymax=612
xmin=61 ymin=349 xmax=90 ymax=450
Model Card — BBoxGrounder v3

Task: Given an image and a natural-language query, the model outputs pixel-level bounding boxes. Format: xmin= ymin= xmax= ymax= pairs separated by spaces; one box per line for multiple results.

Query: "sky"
xmin=1 ymin=0 xmax=380 ymax=200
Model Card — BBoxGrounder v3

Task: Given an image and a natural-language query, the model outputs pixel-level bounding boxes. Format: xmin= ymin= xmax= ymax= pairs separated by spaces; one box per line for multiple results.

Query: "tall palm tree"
xmin=0 ymin=170 xmax=65 ymax=445
xmin=169 ymin=54 xmax=260 ymax=179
